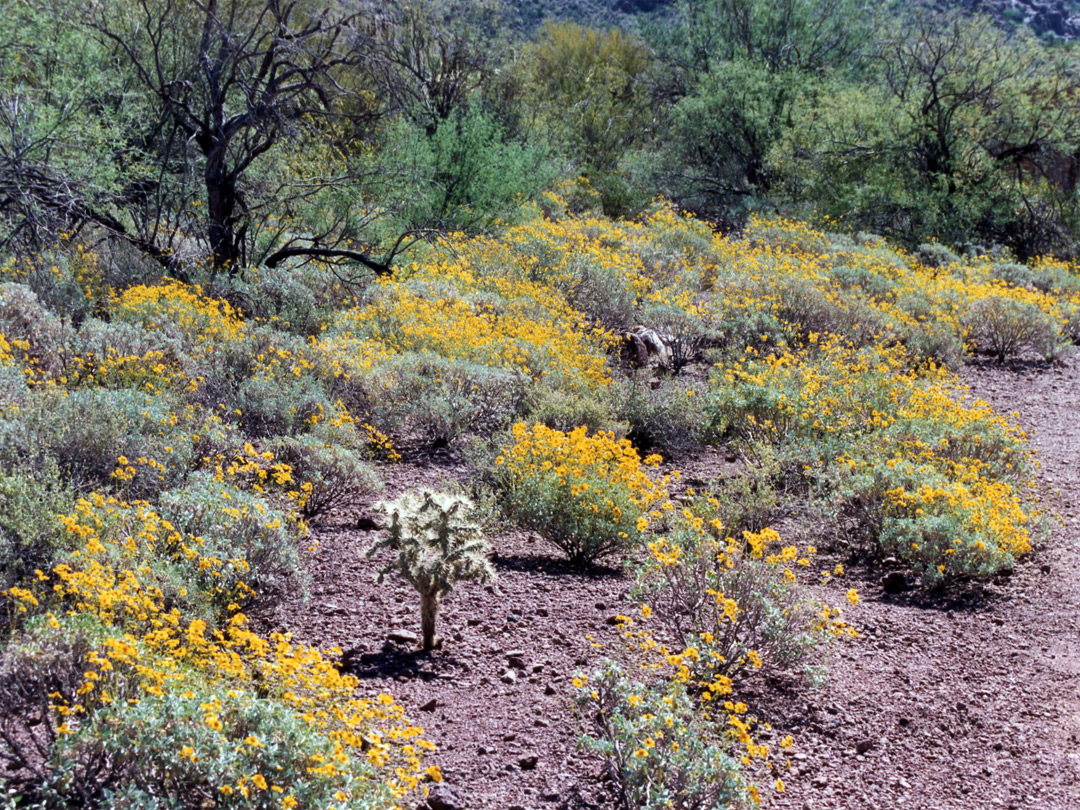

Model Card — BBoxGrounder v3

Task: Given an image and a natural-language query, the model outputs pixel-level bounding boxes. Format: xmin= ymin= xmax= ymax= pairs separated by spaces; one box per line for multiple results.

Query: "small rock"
xmin=518 ymin=754 xmax=539 ymax=770
xmin=467 ymin=618 xmax=482 ymax=627
xmin=594 ymin=601 xmax=607 ymax=610
xmin=812 ymin=776 xmax=828 ymax=789
xmin=534 ymin=718 xmax=550 ymax=728
xmin=355 ymin=515 xmax=382 ymax=532
xmin=536 ymin=607 xmax=549 ymax=617
xmin=856 ymin=739 xmax=875 ymax=755
xmin=419 ymin=698 xmax=438 ymax=712
xmin=544 ymin=684 xmax=557 ymax=696
xmin=388 ymin=630 xmax=418 ymax=645
xmin=427 ymin=784 xmax=465 ymax=810
xmin=1040 ymin=563 xmax=1052 ymax=574
xmin=882 ymin=571 xmax=909 ymax=594
xmin=501 ymin=670 xmax=518 ymax=684
xmin=502 ymin=732 xmax=517 ymax=742
xmin=507 ymin=656 xmax=527 ymax=670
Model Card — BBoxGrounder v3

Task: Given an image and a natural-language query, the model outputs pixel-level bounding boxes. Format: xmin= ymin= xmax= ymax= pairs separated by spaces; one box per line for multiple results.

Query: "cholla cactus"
xmin=368 ymin=490 xmax=495 ymax=651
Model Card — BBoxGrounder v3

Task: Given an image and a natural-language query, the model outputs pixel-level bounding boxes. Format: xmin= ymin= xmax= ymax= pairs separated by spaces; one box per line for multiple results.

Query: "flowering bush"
xmin=267 ymin=435 xmax=381 ymax=521
xmin=709 ymin=338 xmax=1037 ymax=580
xmin=576 ymin=659 xmax=750 ymax=810
xmin=632 ymin=497 xmax=848 ymax=685
xmin=495 ymin=422 xmax=668 ymax=564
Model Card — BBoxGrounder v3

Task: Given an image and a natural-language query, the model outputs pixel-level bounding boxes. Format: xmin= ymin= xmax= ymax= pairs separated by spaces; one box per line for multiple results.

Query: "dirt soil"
xmin=270 ymin=356 xmax=1080 ymax=810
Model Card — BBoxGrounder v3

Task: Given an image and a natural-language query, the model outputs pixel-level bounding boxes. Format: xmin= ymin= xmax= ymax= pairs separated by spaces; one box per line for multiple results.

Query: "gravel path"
xmin=770 ymin=357 xmax=1080 ymax=810
xmin=272 ymin=357 xmax=1080 ymax=810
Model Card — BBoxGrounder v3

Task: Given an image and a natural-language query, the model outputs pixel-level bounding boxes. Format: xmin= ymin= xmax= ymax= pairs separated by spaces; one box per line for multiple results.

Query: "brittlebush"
xmin=496 ymin=423 xmax=669 ymax=565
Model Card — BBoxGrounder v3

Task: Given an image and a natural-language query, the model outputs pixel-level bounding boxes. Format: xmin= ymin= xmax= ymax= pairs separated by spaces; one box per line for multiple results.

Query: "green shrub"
xmin=0 ymin=618 xmax=405 ymax=810
xmin=345 ymin=353 xmax=529 ymax=449
xmin=831 ymin=458 xmax=1033 ymax=583
xmin=0 ymin=283 xmax=74 ymax=378
xmin=236 ymin=374 xmax=334 ymax=438
xmin=963 ymin=295 xmax=1064 ymax=362
xmin=267 ymin=436 xmax=381 ymax=521
xmin=522 ymin=384 xmax=622 ymax=435
xmin=0 ymin=465 xmax=74 ymax=592
xmin=242 ymin=265 xmax=347 ymax=336
xmin=916 ymin=243 xmax=960 ymax=269
xmin=0 ymin=389 xmax=198 ymax=497
xmin=634 ymin=498 xmax=830 ymax=682
xmin=575 ymin=659 xmax=749 ymax=810
xmin=615 ymin=376 xmax=707 ymax=458
xmin=158 ymin=472 xmax=304 ymax=611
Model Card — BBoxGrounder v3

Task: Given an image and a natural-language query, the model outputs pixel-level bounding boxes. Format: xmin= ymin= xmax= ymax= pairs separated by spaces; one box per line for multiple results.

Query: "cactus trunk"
xmin=420 ymin=591 xmax=440 ymax=651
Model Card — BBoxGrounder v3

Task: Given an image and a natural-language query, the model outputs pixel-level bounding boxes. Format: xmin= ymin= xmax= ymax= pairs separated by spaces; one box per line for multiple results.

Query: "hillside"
xmin=2 ymin=0 xmax=1080 ymax=808
xmin=2 ymin=204 xmax=1078 ymax=807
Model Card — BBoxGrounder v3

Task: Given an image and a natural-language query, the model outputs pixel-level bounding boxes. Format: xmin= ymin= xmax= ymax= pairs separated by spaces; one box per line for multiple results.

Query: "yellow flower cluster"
xmin=496 ymin=422 xmax=669 ymax=563
xmin=31 ymin=493 xmax=432 ymax=800
xmin=113 ymin=280 xmax=246 ymax=347
xmin=341 ymin=256 xmax=613 ymax=391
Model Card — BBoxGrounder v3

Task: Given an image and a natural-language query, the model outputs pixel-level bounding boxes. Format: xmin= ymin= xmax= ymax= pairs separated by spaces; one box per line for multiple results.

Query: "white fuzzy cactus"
xmin=368 ymin=490 xmax=495 ymax=650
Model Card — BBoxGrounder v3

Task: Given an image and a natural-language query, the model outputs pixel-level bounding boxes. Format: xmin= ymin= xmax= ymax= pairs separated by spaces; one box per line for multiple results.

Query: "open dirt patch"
xmin=270 ymin=357 xmax=1080 ymax=810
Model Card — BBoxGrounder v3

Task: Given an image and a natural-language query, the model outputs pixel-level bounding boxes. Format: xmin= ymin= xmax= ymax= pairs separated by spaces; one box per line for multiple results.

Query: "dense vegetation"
xmin=1 ymin=0 xmax=1077 ymax=807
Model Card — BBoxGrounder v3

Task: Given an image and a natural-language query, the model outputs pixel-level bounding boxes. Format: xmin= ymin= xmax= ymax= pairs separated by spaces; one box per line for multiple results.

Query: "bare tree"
xmin=81 ymin=0 xmax=386 ymax=275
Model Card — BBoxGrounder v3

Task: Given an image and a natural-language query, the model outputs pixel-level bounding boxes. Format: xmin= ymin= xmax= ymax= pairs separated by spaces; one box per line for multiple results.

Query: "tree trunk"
xmin=206 ymin=148 xmax=240 ymax=274
xmin=420 ymin=591 xmax=440 ymax=651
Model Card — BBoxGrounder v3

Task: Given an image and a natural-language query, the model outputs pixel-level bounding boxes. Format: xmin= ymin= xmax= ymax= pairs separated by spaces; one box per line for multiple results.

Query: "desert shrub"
xmin=900 ymin=320 xmax=965 ymax=368
xmin=709 ymin=297 xmax=792 ymax=356
xmin=267 ymin=435 xmax=381 ymax=521
xmin=916 ymin=243 xmax=960 ymax=269
xmin=37 ymin=675 xmax=415 ymax=810
xmin=495 ymin=423 xmax=668 ymax=564
xmin=349 ymin=353 xmax=529 ymax=449
xmin=2 ymin=605 xmax=430 ymax=809
xmin=0 ymin=364 xmax=28 ymax=408
xmin=522 ymin=384 xmax=623 ymax=435
xmin=831 ymin=458 xmax=1033 ymax=582
xmin=0 ymin=389 xmax=198 ymax=498
xmin=110 ymin=279 xmax=247 ymax=354
xmin=0 ymin=465 xmax=74 ymax=592
xmin=235 ymin=374 xmax=334 ymax=438
xmin=0 ymin=283 xmax=74 ymax=378
xmin=633 ymin=499 xmax=842 ymax=683
xmin=829 ymin=264 xmax=898 ymax=301
xmin=1061 ymin=302 xmax=1080 ymax=344
xmin=991 ymin=262 xmax=1036 ymax=289
xmin=615 ymin=377 xmax=707 ymax=458
xmin=158 ymin=473 xmax=303 ymax=611
xmin=242 ymin=264 xmax=347 ymax=336
xmin=0 ymin=619 xmax=96 ymax=796
xmin=74 ymin=317 xmax=188 ymax=365
xmin=575 ymin=659 xmax=750 ymax=810
xmin=707 ymin=339 xmax=1035 ymax=579
xmin=963 ymin=294 xmax=1065 ymax=362
xmin=635 ymin=301 xmax=714 ymax=373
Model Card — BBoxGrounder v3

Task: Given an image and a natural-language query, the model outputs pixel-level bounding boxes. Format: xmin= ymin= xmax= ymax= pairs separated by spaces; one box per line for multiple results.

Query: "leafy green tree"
xmin=645 ymin=0 xmax=869 ymax=217
xmin=771 ymin=11 xmax=1080 ymax=255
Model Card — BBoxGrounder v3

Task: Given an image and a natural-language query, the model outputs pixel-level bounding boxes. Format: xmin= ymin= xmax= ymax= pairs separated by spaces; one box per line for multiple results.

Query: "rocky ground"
xmin=269 ymin=355 xmax=1080 ymax=810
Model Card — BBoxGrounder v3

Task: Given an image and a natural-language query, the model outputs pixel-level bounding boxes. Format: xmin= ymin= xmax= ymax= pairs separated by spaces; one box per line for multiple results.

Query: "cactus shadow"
xmin=491 ymin=551 xmax=624 ymax=580
xmin=340 ymin=644 xmax=462 ymax=680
